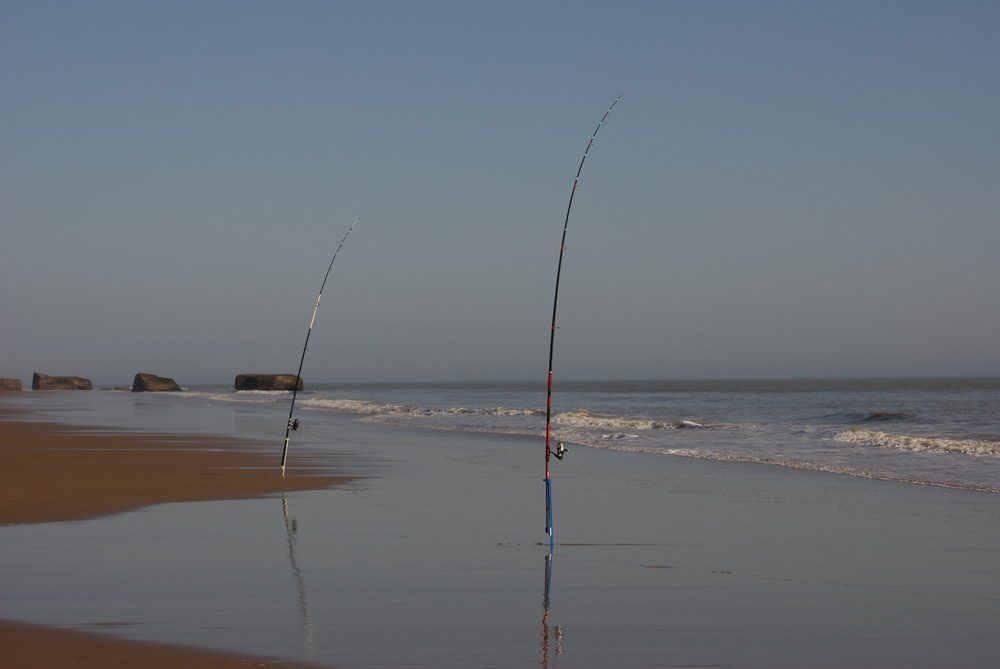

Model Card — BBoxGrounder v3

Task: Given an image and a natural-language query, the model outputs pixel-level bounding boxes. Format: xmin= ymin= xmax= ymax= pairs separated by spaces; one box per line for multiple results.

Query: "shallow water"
xmin=3 ymin=389 xmax=1000 ymax=668
xmin=9 ymin=378 xmax=1000 ymax=492
xmin=142 ymin=376 xmax=1000 ymax=492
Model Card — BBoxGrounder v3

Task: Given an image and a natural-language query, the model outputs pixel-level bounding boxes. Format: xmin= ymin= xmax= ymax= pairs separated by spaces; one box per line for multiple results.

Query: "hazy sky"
xmin=2 ymin=1 xmax=998 ymax=385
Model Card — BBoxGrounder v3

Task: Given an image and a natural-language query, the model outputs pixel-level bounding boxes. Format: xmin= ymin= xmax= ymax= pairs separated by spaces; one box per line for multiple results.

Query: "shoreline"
xmin=0 ymin=404 xmax=351 ymax=668
xmin=4 ymin=394 xmax=1000 ymax=667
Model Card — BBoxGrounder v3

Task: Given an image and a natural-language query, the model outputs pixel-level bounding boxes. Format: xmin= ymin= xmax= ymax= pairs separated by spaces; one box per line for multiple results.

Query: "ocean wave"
xmin=818 ymin=411 xmax=916 ymax=423
xmin=576 ymin=441 xmax=1000 ymax=493
xmin=181 ymin=390 xmax=699 ymax=429
xmin=177 ymin=390 xmax=284 ymax=404
xmin=834 ymin=427 xmax=1000 ymax=457
xmin=553 ymin=409 xmax=701 ymax=430
xmin=265 ymin=394 xmax=698 ymax=428
xmin=298 ymin=396 xmax=541 ymax=418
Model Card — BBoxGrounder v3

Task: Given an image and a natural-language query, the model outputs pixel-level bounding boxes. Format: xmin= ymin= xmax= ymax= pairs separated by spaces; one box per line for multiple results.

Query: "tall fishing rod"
xmin=544 ymin=96 xmax=621 ymax=549
xmin=280 ymin=217 xmax=360 ymax=474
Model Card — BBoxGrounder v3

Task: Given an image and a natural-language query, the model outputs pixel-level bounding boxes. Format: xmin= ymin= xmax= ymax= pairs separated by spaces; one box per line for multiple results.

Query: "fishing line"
xmin=280 ymin=217 xmax=360 ymax=474
xmin=544 ymin=96 xmax=622 ymax=549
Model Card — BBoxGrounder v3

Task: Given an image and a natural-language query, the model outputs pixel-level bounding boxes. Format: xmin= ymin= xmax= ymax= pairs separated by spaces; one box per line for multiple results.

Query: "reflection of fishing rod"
xmin=282 ymin=495 xmax=317 ymax=657
xmin=544 ymin=97 xmax=622 ymax=549
xmin=280 ymin=218 xmax=360 ymax=474
xmin=540 ymin=553 xmax=563 ymax=667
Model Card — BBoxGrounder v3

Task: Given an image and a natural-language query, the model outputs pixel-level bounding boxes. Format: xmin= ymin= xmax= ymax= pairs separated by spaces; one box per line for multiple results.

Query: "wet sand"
xmin=0 ymin=406 xmax=347 ymax=668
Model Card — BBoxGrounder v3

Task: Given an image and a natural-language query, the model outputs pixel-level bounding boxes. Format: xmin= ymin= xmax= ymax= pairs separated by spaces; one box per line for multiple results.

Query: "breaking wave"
xmin=834 ymin=427 xmax=1000 ymax=457
xmin=554 ymin=409 xmax=701 ymax=430
xmin=171 ymin=384 xmax=1000 ymax=494
xmin=299 ymin=396 xmax=541 ymax=418
xmin=278 ymin=397 xmax=701 ymax=430
xmin=180 ymin=390 xmax=700 ymax=431
xmin=577 ymin=440 xmax=1000 ymax=493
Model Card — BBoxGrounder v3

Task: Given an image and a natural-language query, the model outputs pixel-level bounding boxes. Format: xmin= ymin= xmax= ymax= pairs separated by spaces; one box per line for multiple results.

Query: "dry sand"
xmin=0 ymin=406 xmax=346 ymax=668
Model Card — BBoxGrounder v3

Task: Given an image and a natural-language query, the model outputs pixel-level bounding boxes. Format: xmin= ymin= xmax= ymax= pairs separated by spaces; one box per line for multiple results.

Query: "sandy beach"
xmin=3 ymin=391 xmax=1000 ymax=668
xmin=0 ymin=405 xmax=347 ymax=668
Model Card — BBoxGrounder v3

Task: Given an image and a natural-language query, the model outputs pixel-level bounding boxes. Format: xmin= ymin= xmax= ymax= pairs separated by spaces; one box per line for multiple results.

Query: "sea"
xmin=5 ymin=375 xmax=1000 ymax=668
xmin=183 ymin=376 xmax=1000 ymax=493
xmin=20 ymin=375 xmax=1000 ymax=493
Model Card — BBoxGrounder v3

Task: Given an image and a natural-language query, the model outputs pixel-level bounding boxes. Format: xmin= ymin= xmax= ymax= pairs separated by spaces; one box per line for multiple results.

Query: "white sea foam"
xmin=553 ymin=409 xmax=701 ymax=430
xmin=299 ymin=396 xmax=541 ymax=418
xmin=301 ymin=397 xmax=403 ymax=414
xmin=834 ymin=427 xmax=1000 ymax=457
xmin=573 ymin=440 xmax=1000 ymax=492
xmin=177 ymin=390 xmax=283 ymax=404
xmin=166 ymin=378 xmax=1000 ymax=493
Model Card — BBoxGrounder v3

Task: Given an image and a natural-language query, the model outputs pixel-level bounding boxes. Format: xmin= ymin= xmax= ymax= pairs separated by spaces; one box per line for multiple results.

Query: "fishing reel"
xmin=288 ymin=418 xmax=300 ymax=431
xmin=554 ymin=442 xmax=567 ymax=460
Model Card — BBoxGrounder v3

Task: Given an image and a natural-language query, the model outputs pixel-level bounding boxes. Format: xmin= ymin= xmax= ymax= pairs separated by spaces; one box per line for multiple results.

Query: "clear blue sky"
xmin=2 ymin=1 xmax=998 ymax=385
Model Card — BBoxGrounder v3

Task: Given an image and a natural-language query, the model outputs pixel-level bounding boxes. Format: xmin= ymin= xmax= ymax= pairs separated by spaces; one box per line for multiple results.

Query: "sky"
xmin=2 ymin=1 xmax=998 ymax=386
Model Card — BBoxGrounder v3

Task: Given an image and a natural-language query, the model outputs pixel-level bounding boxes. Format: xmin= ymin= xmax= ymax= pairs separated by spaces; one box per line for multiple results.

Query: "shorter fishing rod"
xmin=544 ymin=96 xmax=621 ymax=549
xmin=280 ymin=217 xmax=360 ymax=474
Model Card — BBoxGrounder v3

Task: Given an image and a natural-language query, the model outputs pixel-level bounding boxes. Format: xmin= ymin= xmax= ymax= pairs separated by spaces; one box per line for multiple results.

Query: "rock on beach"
xmin=0 ymin=378 xmax=22 ymax=391
xmin=235 ymin=374 xmax=303 ymax=391
xmin=32 ymin=373 xmax=92 ymax=391
xmin=132 ymin=373 xmax=182 ymax=392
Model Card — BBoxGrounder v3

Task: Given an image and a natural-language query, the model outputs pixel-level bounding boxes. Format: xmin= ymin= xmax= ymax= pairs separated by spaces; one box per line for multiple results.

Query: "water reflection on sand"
xmin=3 ymin=392 xmax=1000 ymax=668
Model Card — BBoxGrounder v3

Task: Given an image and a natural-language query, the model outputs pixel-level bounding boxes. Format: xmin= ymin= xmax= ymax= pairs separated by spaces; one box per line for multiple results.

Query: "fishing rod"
xmin=280 ymin=217 xmax=360 ymax=474
xmin=544 ymin=96 xmax=622 ymax=550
